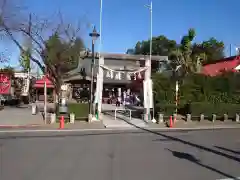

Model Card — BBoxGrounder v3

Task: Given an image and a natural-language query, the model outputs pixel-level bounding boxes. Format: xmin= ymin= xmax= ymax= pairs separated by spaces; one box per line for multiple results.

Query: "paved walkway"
xmin=101 ymin=104 xmax=147 ymax=128
xmin=149 ymin=120 xmax=240 ymax=129
xmin=0 ymin=106 xmax=43 ymax=126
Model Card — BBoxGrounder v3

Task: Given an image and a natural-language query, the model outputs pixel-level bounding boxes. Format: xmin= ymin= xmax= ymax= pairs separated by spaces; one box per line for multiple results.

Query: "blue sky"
xmin=2 ymin=0 xmax=240 ymax=66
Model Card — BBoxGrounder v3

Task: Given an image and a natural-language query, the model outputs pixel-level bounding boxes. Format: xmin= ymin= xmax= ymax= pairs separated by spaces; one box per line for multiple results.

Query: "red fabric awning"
xmin=33 ymin=76 xmax=54 ymax=88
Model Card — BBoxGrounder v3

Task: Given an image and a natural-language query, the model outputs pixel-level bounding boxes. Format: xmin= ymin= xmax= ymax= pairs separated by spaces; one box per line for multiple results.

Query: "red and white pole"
xmin=175 ymin=80 xmax=179 ymax=115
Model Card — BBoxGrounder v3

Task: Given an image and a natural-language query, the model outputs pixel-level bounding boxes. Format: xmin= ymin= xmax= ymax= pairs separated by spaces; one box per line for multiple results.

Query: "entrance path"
xmin=101 ymin=104 xmax=147 ymax=129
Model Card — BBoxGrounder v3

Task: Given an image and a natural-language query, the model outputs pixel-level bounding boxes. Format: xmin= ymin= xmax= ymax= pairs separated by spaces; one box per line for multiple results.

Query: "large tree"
xmin=172 ymin=28 xmax=205 ymax=74
xmin=127 ymin=35 xmax=178 ymax=72
xmin=0 ymin=0 xmax=85 ymax=93
xmin=42 ymin=32 xmax=84 ymax=83
xmin=192 ymin=37 xmax=225 ymax=64
xmin=128 ymin=31 xmax=225 ymax=74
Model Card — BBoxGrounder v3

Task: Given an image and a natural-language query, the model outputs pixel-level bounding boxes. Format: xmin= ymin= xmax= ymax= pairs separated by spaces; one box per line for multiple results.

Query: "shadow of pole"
xmin=166 ymin=149 xmax=237 ymax=179
xmin=117 ymin=115 xmax=240 ymax=163
xmin=215 ymin=146 xmax=240 ymax=155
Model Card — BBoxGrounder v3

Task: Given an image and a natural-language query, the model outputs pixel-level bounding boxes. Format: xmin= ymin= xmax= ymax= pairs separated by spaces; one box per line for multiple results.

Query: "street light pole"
xmin=44 ymin=68 xmax=47 ymax=124
xmin=145 ymin=1 xmax=153 ymax=69
xmin=89 ymin=26 xmax=100 ymax=122
xmin=145 ymin=1 xmax=154 ymax=122
xmin=150 ymin=1 xmax=153 ymax=68
xmin=89 ymin=39 xmax=95 ymax=116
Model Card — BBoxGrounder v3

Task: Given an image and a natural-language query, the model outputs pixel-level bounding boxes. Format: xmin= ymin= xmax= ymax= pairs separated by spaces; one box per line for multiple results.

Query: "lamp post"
xmin=44 ymin=68 xmax=47 ymax=124
xmin=144 ymin=1 xmax=153 ymax=67
xmin=89 ymin=26 xmax=100 ymax=121
xmin=145 ymin=1 xmax=154 ymax=122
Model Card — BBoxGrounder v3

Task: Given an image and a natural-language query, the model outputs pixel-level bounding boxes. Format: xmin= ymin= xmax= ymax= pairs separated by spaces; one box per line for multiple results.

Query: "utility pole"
xmin=89 ymin=26 xmax=100 ymax=122
xmin=144 ymin=1 xmax=154 ymax=122
xmin=27 ymin=13 xmax=31 ymax=102
xmin=44 ymin=67 xmax=47 ymax=124
xmin=144 ymin=1 xmax=153 ymax=71
xmin=230 ymin=44 xmax=232 ymax=57
xmin=96 ymin=0 xmax=103 ymax=120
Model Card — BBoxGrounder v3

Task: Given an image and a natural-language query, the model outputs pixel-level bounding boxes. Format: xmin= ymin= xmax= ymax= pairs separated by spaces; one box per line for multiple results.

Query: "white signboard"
xmin=143 ymin=79 xmax=153 ymax=109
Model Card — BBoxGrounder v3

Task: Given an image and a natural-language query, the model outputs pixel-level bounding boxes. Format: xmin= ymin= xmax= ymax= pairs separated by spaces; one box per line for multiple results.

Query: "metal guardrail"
xmin=115 ymin=108 xmax=132 ymax=121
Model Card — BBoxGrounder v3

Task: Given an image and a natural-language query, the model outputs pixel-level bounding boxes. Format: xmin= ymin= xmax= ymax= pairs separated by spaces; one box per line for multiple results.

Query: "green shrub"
xmin=156 ymin=103 xmax=176 ymax=115
xmin=153 ymin=72 xmax=240 ymax=104
xmin=156 ymin=102 xmax=240 ymax=117
xmin=68 ymin=103 xmax=89 ymax=118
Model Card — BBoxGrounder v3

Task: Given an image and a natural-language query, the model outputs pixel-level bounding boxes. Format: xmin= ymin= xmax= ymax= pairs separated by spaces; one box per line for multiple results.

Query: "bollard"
xmin=50 ymin=113 xmax=56 ymax=124
xmin=158 ymin=113 xmax=164 ymax=123
xmin=70 ymin=113 xmax=75 ymax=124
xmin=32 ymin=104 xmax=37 ymax=115
xmin=59 ymin=116 xmax=64 ymax=129
xmin=223 ymin=114 xmax=228 ymax=121
xmin=169 ymin=116 xmax=173 ymax=128
xmin=173 ymin=113 xmax=177 ymax=123
xmin=200 ymin=114 xmax=204 ymax=121
xmin=235 ymin=114 xmax=239 ymax=122
xmin=212 ymin=114 xmax=216 ymax=122
xmin=186 ymin=114 xmax=191 ymax=122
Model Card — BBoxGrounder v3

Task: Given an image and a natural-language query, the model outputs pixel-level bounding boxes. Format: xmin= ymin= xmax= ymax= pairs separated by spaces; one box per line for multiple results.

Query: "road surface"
xmin=0 ymin=129 xmax=239 ymax=180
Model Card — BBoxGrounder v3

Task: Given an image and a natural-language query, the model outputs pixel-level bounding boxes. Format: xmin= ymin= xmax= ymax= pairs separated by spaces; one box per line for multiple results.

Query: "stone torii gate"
xmin=93 ymin=53 xmax=168 ymax=122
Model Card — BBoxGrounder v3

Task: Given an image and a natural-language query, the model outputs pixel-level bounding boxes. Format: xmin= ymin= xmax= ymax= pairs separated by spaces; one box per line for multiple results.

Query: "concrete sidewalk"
xmin=148 ymin=120 xmax=240 ymax=129
xmin=0 ymin=106 xmax=44 ymax=126
xmin=3 ymin=120 xmax=239 ymax=131
xmin=45 ymin=121 xmax=105 ymax=129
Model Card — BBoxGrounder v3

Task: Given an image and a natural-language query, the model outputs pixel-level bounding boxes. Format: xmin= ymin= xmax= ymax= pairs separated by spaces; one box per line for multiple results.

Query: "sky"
xmin=2 ymin=0 xmax=240 ymax=66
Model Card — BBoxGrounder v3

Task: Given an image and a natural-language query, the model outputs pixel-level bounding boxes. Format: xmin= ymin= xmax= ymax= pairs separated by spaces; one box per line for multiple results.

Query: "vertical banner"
xmin=144 ymin=58 xmax=151 ymax=80
xmin=21 ymin=76 xmax=30 ymax=96
xmin=148 ymin=79 xmax=153 ymax=108
xmin=143 ymin=80 xmax=148 ymax=109
xmin=143 ymin=79 xmax=153 ymax=109
xmin=97 ymin=56 xmax=104 ymax=113
xmin=94 ymin=74 xmax=99 ymax=104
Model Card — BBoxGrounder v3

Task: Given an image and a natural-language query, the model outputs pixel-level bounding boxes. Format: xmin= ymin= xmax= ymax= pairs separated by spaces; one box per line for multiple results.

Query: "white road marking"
xmin=217 ymin=177 xmax=240 ymax=180
xmin=0 ymin=126 xmax=238 ymax=134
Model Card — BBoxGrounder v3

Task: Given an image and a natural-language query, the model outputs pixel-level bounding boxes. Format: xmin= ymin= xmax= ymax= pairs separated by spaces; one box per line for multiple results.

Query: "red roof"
xmin=33 ymin=76 xmax=54 ymax=88
xmin=202 ymin=56 xmax=240 ymax=76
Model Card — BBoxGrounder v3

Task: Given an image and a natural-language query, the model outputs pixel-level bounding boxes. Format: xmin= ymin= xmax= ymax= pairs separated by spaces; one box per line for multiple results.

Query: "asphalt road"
xmin=0 ymin=129 xmax=239 ymax=180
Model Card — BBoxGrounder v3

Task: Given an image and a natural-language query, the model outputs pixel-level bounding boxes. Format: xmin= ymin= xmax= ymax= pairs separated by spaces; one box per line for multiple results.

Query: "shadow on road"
xmin=0 ymin=118 xmax=239 ymax=179
xmin=166 ymin=149 xmax=237 ymax=179
xmin=117 ymin=117 xmax=240 ymax=163
xmin=215 ymin=146 xmax=240 ymax=155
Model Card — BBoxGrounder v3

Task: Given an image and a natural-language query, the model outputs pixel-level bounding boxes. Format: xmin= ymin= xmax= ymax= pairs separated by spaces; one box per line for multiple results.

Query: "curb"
xmin=0 ymin=125 xmax=239 ymax=133
xmin=0 ymin=124 xmax=43 ymax=129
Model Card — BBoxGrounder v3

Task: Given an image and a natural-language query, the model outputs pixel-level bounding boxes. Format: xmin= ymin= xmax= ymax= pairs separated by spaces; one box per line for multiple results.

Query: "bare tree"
xmin=0 ymin=0 xmax=86 ymax=94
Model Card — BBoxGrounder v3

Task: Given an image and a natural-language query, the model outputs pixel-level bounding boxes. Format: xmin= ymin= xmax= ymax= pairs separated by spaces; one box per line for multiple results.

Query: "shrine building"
xmin=63 ymin=52 xmax=168 ymax=101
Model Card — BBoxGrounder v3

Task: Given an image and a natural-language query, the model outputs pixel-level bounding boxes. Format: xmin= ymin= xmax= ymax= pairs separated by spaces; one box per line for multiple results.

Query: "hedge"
xmin=152 ymin=72 xmax=240 ymax=117
xmin=68 ymin=103 xmax=89 ymax=118
xmin=156 ymin=102 xmax=240 ymax=117
xmin=56 ymin=103 xmax=89 ymax=122
xmin=153 ymin=72 xmax=240 ymax=105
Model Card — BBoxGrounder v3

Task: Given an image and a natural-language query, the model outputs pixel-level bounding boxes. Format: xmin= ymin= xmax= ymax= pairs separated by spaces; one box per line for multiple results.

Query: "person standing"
xmin=116 ymin=95 xmax=121 ymax=107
